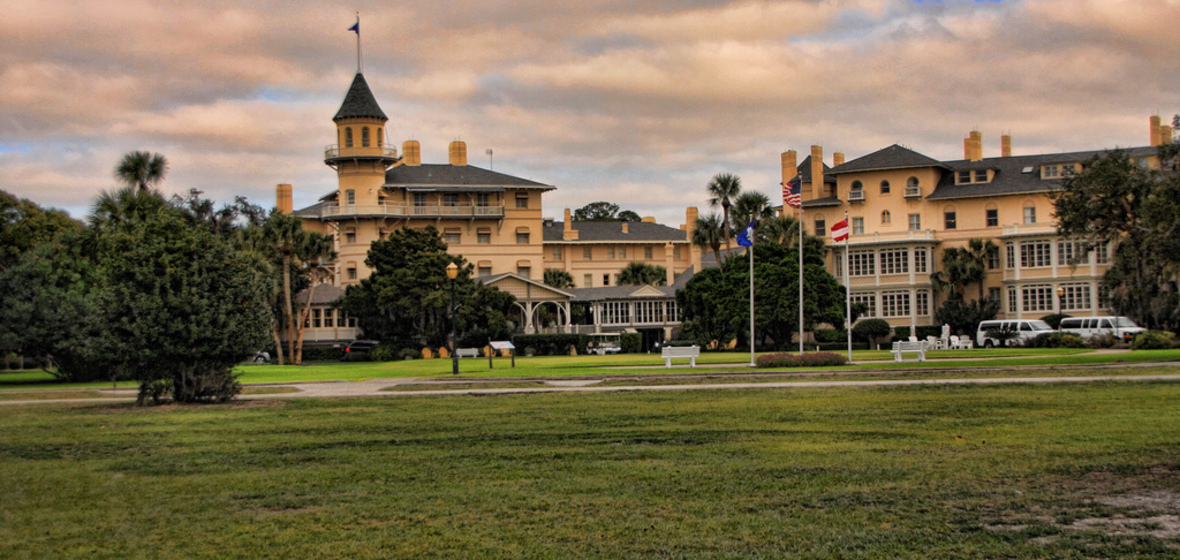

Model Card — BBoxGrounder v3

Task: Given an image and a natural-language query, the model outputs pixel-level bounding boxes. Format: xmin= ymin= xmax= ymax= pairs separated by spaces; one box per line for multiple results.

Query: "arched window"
xmin=881 ymin=210 xmax=891 ymax=224
xmin=362 ymin=127 xmax=371 ymax=147
xmin=376 ymin=127 xmax=383 ymax=147
xmin=906 ymin=177 xmax=920 ymax=196
xmin=851 ymin=180 xmax=863 ymax=191
xmin=344 ymin=127 xmax=353 ymax=148
xmin=880 ymin=180 xmax=891 ymax=194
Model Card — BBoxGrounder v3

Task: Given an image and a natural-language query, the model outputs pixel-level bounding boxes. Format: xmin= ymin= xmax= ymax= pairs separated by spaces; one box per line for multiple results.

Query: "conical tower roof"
xmin=333 ymin=73 xmax=387 ymax=121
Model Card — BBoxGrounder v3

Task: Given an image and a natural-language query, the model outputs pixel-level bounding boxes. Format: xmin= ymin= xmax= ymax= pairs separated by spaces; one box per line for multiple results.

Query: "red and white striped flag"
xmin=782 ymin=177 xmax=802 ymax=208
xmin=831 ymin=219 xmax=849 ymax=242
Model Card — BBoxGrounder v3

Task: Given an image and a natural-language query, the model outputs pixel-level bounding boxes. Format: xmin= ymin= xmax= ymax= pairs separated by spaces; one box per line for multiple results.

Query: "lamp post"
xmin=1056 ymin=286 xmax=1065 ymax=316
xmin=446 ymin=262 xmax=459 ymax=375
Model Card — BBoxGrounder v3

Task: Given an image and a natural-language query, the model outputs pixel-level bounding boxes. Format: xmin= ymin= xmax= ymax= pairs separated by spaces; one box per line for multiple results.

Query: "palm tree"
xmin=729 ymin=191 xmax=774 ymax=234
xmin=293 ymin=232 xmax=337 ymax=364
xmin=115 ymin=151 xmax=168 ymax=195
xmin=964 ymin=238 xmax=999 ymax=302
xmin=260 ymin=210 xmax=307 ymax=364
xmin=691 ymin=213 xmax=725 ymax=266
xmin=89 ymin=186 xmax=172 ymax=231
xmin=617 ymin=262 xmax=667 ymax=286
xmin=706 ymin=173 xmax=742 ymax=252
xmin=543 ymin=268 xmax=574 ymax=289
xmin=931 ymin=238 xmax=998 ymax=302
xmin=759 ymin=215 xmax=801 ymax=246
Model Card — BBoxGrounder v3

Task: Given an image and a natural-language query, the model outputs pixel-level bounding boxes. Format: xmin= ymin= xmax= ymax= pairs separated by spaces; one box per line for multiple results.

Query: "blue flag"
xmin=348 ymin=21 xmax=359 ymax=34
xmin=736 ymin=220 xmax=754 ymax=247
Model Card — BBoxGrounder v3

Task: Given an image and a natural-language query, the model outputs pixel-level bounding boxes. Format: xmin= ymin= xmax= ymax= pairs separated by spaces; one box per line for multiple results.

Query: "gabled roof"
xmin=797 ymin=155 xmax=836 ymax=184
xmin=333 ymin=73 xmax=388 ymax=121
xmin=386 ymin=164 xmax=553 ymax=190
xmin=475 ymin=273 xmax=574 ymax=298
xmin=542 ymin=220 xmax=687 ymax=242
xmin=831 ymin=144 xmax=948 ymax=174
xmin=295 ymin=284 xmax=345 ymax=306
xmin=567 ymin=284 xmax=679 ymax=302
xmin=927 ymin=146 xmax=1159 ymax=200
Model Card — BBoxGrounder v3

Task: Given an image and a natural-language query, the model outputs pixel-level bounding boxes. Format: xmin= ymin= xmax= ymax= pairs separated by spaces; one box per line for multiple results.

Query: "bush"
xmin=301 ymin=346 xmax=343 ymax=362
xmin=756 ymin=352 xmax=847 ymax=368
xmin=511 ymin=334 xmax=587 ymax=356
xmin=1087 ymin=332 xmax=1119 ymax=349
xmin=852 ymin=319 xmax=892 ymax=349
xmin=813 ymin=329 xmax=848 ymax=343
xmin=1040 ymin=313 xmax=1071 ymax=330
xmin=620 ymin=333 xmax=642 ymax=354
xmin=398 ymin=348 xmax=420 ymax=360
xmin=1132 ymin=330 xmax=1176 ymax=350
xmin=1031 ymin=332 xmax=1087 ymax=348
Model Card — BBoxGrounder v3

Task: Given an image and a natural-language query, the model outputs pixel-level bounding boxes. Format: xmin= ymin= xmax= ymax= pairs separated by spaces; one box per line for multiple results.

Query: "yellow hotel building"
xmin=782 ymin=117 xmax=1174 ymax=329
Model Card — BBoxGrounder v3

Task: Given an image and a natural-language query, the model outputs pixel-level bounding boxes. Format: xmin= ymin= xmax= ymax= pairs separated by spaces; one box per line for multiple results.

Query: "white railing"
xmin=848 ymin=189 xmax=865 ymax=202
xmin=904 ymin=186 xmax=921 ymax=198
xmin=321 ymin=204 xmax=504 ymax=218
xmin=324 ymin=144 xmax=399 ymax=159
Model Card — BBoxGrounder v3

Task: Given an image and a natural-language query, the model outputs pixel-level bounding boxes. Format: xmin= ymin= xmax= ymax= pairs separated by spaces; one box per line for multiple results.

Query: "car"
xmin=976 ymin=319 xmax=1054 ymax=348
xmin=341 ymin=340 xmax=380 ymax=361
xmin=1058 ymin=316 xmax=1145 ymax=342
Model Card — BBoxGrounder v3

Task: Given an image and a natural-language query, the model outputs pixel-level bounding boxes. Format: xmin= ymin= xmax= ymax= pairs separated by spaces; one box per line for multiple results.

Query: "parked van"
xmin=976 ymin=319 xmax=1054 ymax=348
xmin=1058 ymin=316 xmax=1145 ymax=342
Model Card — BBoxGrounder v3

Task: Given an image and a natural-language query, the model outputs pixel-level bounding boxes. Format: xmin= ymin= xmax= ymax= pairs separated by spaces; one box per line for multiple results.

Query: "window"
xmin=1006 ymin=243 xmax=1016 ymax=268
xmin=814 ymin=218 xmax=826 ymax=237
xmin=413 ymin=193 xmax=427 ymax=213
xmin=1042 ymin=165 xmax=1059 ymax=178
xmin=607 ymin=246 xmax=615 ymax=259
xmin=974 ymin=169 xmax=988 ymax=182
xmin=852 ymin=217 xmax=864 ymax=235
xmin=478 ymin=266 xmax=492 ymax=277
xmin=602 ymin=274 xmax=610 ymax=286
xmin=346 ymin=190 xmax=356 ymax=205
xmin=603 ymin=302 xmax=630 ymax=324
xmin=552 ymin=246 xmax=562 ymax=260
xmin=516 ymin=231 xmax=530 ymax=244
xmin=583 ymin=247 xmax=592 ymax=260
xmin=908 ymin=213 xmax=921 ymax=231
xmin=620 ymin=246 xmax=627 ymax=259
xmin=914 ymin=248 xmax=927 ymax=273
xmin=362 ymin=127 xmax=370 ymax=147
xmin=345 ymin=127 xmax=353 ymax=148
xmin=376 ymin=127 xmax=383 ymax=147
xmin=944 ymin=211 xmax=956 ymax=230
xmin=477 ymin=229 xmax=491 ymax=244
xmin=516 ymin=193 xmax=529 ymax=208
xmin=957 ymin=170 xmax=971 ymax=183
xmin=344 ymin=231 xmax=356 ymax=244
xmin=880 ymin=248 xmax=909 ymax=275
xmin=1061 ymin=283 xmax=1091 ymax=311
xmin=849 ymin=250 xmax=876 ymax=276
xmin=673 ymin=246 xmax=682 ymax=259
xmin=1019 ymin=241 xmax=1052 ymax=268
xmin=881 ymin=210 xmax=891 ymax=224
xmin=476 ymin=193 xmax=490 ymax=207
xmin=1007 ymin=287 xmax=1017 ymax=313
xmin=851 ymin=293 xmax=876 ymax=317
xmin=988 ymin=251 xmax=999 ymax=270
xmin=1058 ymin=241 xmax=1077 ymax=265
xmin=517 ymin=265 xmax=531 ymax=279
xmin=1023 ymin=206 xmax=1036 ymax=224
xmin=312 ymin=309 xmax=321 ymax=328
xmin=849 ymin=181 xmax=864 ymax=201
xmin=916 ymin=290 xmax=929 ymax=316
xmin=644 ymin=246 xmax=653 ymax=260
xmin=851 ymin=180 xmax=863 ymax=192
xmin=443 ymin=194 xmax=459 ymax=207
xmin=988 ymin=287 xmax=1001 ymax=302
xmin=1095 ymin=242 xmax=1109 ymax=264
xmin=906 ymin=177 xmax=920 ymax=197
xmin=583 ymin=274 xmax=592 ymax=287
xmin=1021 ymin=284 xmax=1053 ymax=312
xmin=881 ymin=291 xmax=910 ymax=317
xmin=347 ymin=267 xmax=357 ymax=280
xmin=445 ymin=230 xmax=461 ymax=244
xmin=986 ymin=208 xmax=998 ymax=227
xmin=1098 ymin=285 xmax=1110 ymax=309
xmin=880 ymin=180 xmax=891 ymax=194
xmin=1061 ymin=163 xmax=1077 ymax=176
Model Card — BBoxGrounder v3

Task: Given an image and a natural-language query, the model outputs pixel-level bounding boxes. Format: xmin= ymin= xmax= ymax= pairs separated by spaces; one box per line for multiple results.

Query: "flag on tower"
xmin=831 ymin=219 xmax=849 ymax=242
xmin=348 ymin=20 xmax=359 ymax=34
xmin=736 ymin=220 xmax=755 ymax=247
xmin=783 ymin=177 xmax=802 ymax=208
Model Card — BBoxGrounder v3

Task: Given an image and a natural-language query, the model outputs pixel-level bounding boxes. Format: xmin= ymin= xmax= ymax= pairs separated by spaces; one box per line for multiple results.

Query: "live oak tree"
xmin=0 ymin=190 xmax=82 ymax=270
xmin=572 ymin=201 xmax=641 ymax=222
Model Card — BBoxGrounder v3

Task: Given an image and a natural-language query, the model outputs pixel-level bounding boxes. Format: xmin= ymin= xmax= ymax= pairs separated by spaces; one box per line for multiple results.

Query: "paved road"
xmin=5 ymin=371 xmax=1180 ymax=405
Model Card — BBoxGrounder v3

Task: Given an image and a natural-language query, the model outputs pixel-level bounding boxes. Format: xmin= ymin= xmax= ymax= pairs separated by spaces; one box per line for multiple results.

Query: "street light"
xmin=446 ymin=262 xmax=459 ymax=375
xmin=1056 ymin=286 xmax=1065 ymax=316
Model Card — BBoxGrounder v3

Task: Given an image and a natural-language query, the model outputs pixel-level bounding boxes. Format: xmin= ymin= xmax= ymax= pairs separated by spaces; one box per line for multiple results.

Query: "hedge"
xmin=620 ymin=333 xmax=642 ymax=354
xmin=1031 ymin=332 xmax=1087 ymax=349
xmin=1132 ymin=330 xmax=1176 ymax=350
xmin=512 ymin=334 xmax=587 ymax=356
xmin=756 ymin=352 xmax=847 ymax=368
xmin=301 ymin=346 xmax=344 ymax=362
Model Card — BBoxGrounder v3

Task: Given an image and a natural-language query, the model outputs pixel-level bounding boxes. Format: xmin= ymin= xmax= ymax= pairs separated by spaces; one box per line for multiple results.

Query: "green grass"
xmin=3 ymin=379 xmax=1180 ymax=558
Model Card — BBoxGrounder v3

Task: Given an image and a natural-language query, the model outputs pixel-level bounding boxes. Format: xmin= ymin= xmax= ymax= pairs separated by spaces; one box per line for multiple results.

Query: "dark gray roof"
xmin=542 ymin=220 xmax=688 ymax=242
xmin=802 ymin=197 xmax=842 ymax=208
xmin=386 ymin=164 xmax=553 ymax=189
xmin=333 ymin=73 xmax=388 ymax=121
xmin=797 ymin=155 xmax=836 ymax=184
xmin=296 ymin=284 xmax=345 ymax=305
xmin=927 ymin=146 xmax=1159 ymax=200
xmin=831 ymin=144 xmax=948 ymax=174
xmin=294 ymin=201 xmax=330 ymax=217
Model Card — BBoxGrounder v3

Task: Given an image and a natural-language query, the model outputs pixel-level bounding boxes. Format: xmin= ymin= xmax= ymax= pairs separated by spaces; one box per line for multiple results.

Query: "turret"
xmin=324 ymin=73 xmax=398 ymax=208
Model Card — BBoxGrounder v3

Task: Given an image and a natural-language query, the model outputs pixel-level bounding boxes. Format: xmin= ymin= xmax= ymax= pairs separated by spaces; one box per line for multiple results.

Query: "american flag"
xmin=782 ymin=177 xmax=802 ymax=208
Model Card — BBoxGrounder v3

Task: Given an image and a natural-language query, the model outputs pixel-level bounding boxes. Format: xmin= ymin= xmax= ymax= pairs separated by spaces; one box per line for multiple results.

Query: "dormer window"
xmin=974 ymin=169 xmax=987 ymax=182
xmin=1042 ymin=165 xmax=1059 ymax=179
xmin=957 ymin=169 xmax=991 ymax=184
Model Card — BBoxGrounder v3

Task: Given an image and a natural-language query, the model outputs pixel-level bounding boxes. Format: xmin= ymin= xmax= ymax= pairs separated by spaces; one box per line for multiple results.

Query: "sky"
xmin=2 ymin=0 xmax=1178 ymax=227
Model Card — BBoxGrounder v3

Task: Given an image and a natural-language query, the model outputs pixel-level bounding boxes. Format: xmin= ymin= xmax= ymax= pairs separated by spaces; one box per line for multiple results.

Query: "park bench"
xmin=891 ymin=340 xmax=927 ymax=362
xmin=456 ymin=348 xmax=481 ymax=358
xmin=661 ymin=345 xmax=700 ymax=368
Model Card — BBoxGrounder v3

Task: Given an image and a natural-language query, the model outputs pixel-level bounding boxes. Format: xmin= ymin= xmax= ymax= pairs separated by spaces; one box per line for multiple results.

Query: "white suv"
xmin=976 ymin=319 xmax=1054 ymax=348
xmin=1058 ymin=316 xmax=1145 ymax=342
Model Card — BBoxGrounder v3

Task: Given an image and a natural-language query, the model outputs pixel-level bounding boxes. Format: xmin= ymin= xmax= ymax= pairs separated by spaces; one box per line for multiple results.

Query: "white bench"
xmin=891 ymin=340 xmax=927 ymax=362
xmin=456 ymin=348 xmax=481 ymax=358
xmin=661 ymin=346 xmax=700 ymax=368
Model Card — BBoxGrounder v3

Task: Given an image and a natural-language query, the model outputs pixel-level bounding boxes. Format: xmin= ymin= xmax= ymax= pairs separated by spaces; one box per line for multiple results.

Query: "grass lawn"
xmin=3 ymin=380 xmax=1180 ymax=558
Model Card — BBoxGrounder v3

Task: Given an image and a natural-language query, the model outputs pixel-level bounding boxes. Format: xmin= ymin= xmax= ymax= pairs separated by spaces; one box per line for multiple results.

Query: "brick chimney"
xmin=1001 ymin=134 xmax=1012 ymax=157
xmin=563 ymin=208 xmax=578 ymax=240
xmin=276 ymin=183 xmax=293 ymax=214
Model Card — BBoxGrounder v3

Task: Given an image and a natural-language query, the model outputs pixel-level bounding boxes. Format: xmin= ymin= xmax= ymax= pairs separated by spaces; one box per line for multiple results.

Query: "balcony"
xmin=324 ymin=144 xmax=399 ymax=160
xmin=847 ymin=189 xmax=865 ymax=202
xmin=320 ymin=203 xmax=505 ymax=219
xmin=904 ymin=186 xmax=922 ymax=198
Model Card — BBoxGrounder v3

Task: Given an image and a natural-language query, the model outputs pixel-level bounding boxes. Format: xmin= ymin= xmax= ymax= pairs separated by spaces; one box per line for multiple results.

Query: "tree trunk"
xmin=282 ymin=253 xmax=295 ymax=364
xmin=271 ymin=318 xmax=285 ymax=365
xmin=294 ymin=278 xmax=318 ymax=365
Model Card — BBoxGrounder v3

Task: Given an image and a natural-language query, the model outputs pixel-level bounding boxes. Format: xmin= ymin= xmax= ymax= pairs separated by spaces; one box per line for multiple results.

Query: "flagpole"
xmin=355 ymin=13 xmax=362 ymax=73
xmin=844 ymin=210 xmax=852 ymax=362
xmin=798 ymin=203 xmax=804 ymax=354
xmin=749 ymin=235 xmax=755 ymax=367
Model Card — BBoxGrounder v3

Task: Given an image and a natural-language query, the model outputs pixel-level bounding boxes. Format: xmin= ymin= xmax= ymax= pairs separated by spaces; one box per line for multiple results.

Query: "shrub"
xmin=1032 ymin=332 xmax=1087 ymax=348
xmin=1132 ymin=330 xmax=1175 ymax=350
xmin=398 ymin=348 xmax=419 ymax=360
xmin=512 ymin=334 xmax=588 ymax=356
xmin=756 ymin=352 xmax=847 ymax=368
xmin=852 ymin=319 xmax=892 ymax=350
xmin=370 ymin=343 xmax=399 ymax=362
xmin=813 ymin=329 xmax=848 ymax=343
xmin=301 ymin=346 xmax=343 ymax=362
xmin=1087 ymin=332 xmax=1119 ymax=349
xmin=620 ymin=333 xmax=642 ymax=354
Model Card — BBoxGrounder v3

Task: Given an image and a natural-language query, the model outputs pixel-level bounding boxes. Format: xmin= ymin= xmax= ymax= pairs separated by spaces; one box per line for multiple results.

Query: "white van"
xmin=1058 ymin=316 xmax=1144 ymax=342
xmin=976 ymin=319 xmax=1054 ymax=348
